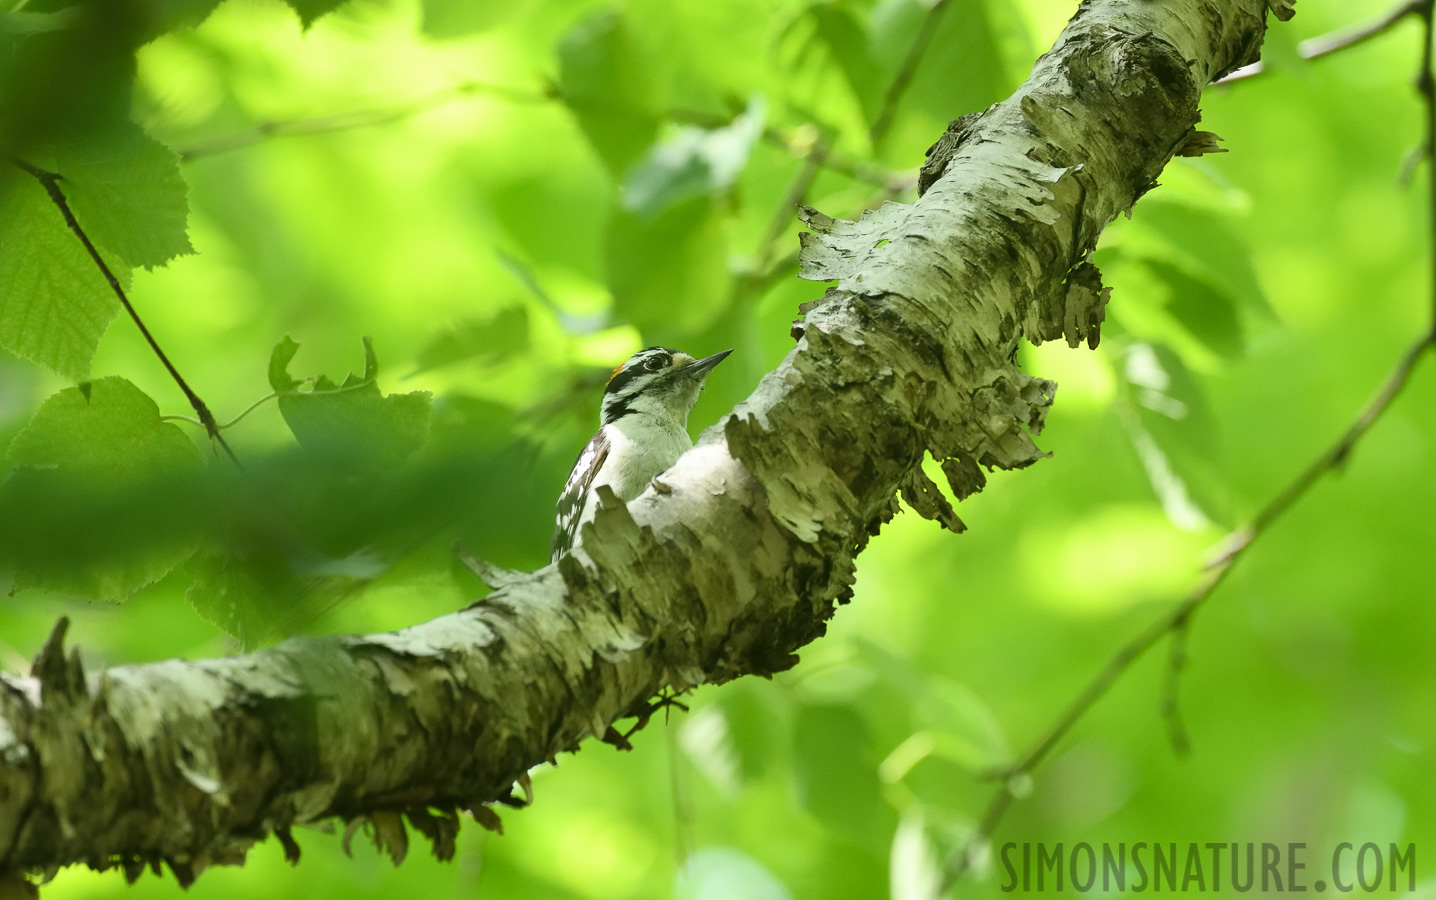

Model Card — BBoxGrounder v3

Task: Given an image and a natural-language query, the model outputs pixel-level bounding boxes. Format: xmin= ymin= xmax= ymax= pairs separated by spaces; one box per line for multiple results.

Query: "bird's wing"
xmin=551 ymin=428 xmax=610 ymax=561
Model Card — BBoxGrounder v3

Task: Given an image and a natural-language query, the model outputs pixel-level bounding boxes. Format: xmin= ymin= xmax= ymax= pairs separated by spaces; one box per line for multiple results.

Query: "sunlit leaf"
xmin=420 ymin=0 xmax=526 ymax=39
xmin=622 ymin=98 xmax=765 ymax=218
xmin=1117 ymin=342 xmax=1230 ymax=529
xmin=775 ymin=1 xmax=881 ymax=135
xmin=677 ymin=848 xmax=792 ymax=900
xmin=0 ymin=170 xmax=124 ymax=382
xmin=6 ymin=375 xmax=200 ymax=477
xmin=604 ymin=196 xmax=731 ymax=337
xmin=51 ymin=121 xmax=192 ymax=269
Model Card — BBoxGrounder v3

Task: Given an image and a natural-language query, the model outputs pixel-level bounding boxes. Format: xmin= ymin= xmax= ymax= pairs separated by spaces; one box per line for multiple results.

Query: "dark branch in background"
xmin=177 ymin=82 xmax=554 ymax=161
xmin=1217 ymin=0 xmax=1423 ymax=83
xmin=868 ymin=0 xmax=951 ymax=146
xmin=1159 ymin=612 xmax=1192 ymax=757
xmin=6 ymin=158 xmax=238 ymax=465
xmin=945 ymin=4 xmax=1436 ymax=884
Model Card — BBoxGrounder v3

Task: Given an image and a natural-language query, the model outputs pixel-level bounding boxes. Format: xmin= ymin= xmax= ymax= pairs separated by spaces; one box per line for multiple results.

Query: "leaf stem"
xmin=159 ymin=377 xmax=378 ymax=434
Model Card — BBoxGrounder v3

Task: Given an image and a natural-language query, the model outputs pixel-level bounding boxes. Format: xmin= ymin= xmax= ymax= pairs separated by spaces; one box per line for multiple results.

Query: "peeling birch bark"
xmin=0 ymin=0 xmax=1273 ymax=883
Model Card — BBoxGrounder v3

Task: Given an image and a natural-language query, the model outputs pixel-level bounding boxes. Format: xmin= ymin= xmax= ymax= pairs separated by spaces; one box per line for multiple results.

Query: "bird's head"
xmin=599 ymin=346 xmax=732 ymax=426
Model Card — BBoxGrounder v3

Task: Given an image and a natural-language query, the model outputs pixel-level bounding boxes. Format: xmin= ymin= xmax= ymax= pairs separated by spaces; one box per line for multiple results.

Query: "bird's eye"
xmin=644 ymin=357 xmax=665 ymax=372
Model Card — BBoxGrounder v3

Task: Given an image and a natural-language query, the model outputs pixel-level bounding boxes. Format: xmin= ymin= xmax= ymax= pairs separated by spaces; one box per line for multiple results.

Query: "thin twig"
xmin=177 ymin=82 xmax=552 ymax=161
xmin=869 ymin=0 xmax=952 ymax=146
xmin=1217 ymin=0 xmax=1423 ymax=84
xmin=7 ymin=157 xmax=239 ymax=465
xmin=944 ymin=332 xmax=1435 ymax=885
xmin=1159 ymin=613 xmax=1192 ymax=757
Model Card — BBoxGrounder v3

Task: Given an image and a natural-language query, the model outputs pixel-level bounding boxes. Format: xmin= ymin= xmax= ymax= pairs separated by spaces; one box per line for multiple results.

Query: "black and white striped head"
xmin=600 ymin=346 xmax=732 ymax=426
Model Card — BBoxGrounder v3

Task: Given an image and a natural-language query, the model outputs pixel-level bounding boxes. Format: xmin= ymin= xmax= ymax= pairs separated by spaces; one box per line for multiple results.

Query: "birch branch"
xmin=0 ymin=0 xmax=1273 ymax=885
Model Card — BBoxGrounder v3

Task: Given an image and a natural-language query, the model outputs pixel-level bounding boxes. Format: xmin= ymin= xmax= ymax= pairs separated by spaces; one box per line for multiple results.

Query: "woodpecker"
xmin=552 ymin=346 xmax=732 ymax=561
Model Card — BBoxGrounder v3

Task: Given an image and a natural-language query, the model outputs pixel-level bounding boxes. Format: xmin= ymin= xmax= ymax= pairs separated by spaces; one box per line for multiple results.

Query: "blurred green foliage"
xmin=1 ymin=0 xmax=1434 ymax=897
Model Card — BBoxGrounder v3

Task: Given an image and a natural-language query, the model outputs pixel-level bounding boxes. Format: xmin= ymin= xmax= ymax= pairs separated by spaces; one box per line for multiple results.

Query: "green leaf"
xmin=3 ymin=376 xmax=204 ymax=600
xmin=557 ymin=9 xmax=662 ymax=177
xmin=0 ymin=9 xmax=84 ymax=35
xmin=0 ymin=170 xmax=125 ymax=382
xmin=1118 ymin=342 xmax=1231 ymax=529
xmin=6 ymin=375 xmax=202 ymax=475
xmin=871 ymin=0 xmax=1013 ymax=138
xmin=776 ymin=2 xmax=882 ymax=135
xmin=412 ymin=306 xmax=529 ymax=376
xmin=272 ymin=336 xmax=433 ymax=472
xmin=622 ymin=98 xmax=765 ymax=218
xmin=1144 ymin=259 xmax=1244 ymax=360
xmin=1128 ymin=196 xmax=1273 ymax=321
xmin=853 ymin=638 xmax=1009 ymax=772
xmin=268 ymin=335 xmax=302 ymax=392
xmin=604 ymin=196 xmax=731 ymax=337
xmin=792 ymin=704 xmax=896 ymax=850
xmin=51 ymin=121 xmax=193 ymax=269
xmin=715 ymin=679 xmax=791 ymax=782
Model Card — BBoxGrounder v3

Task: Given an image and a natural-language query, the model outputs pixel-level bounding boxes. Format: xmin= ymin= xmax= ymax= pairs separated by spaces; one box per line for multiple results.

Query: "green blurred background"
xmin=1 ymin=0 xmax=1433 ymax=896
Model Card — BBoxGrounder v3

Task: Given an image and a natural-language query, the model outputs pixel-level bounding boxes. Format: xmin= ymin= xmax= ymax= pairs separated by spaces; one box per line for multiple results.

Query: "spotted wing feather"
xmin=552 ymin=428 xmax=609 ymax=561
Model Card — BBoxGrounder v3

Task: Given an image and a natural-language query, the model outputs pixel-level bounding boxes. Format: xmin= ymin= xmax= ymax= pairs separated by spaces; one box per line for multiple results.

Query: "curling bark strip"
xmin=0 ymin=0 xmax=1272 ymax=881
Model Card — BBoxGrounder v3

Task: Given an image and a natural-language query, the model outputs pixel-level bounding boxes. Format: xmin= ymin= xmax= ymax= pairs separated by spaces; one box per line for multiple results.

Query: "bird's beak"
xmin=688 ymin=349 xmax=732 ymax=375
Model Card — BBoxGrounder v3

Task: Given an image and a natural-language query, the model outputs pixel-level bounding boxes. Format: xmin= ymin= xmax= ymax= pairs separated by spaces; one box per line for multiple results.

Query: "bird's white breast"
xmin=595 ymin=415 xmax=693 ymax=501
